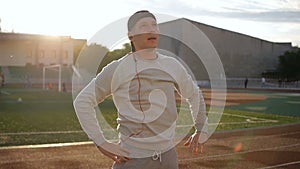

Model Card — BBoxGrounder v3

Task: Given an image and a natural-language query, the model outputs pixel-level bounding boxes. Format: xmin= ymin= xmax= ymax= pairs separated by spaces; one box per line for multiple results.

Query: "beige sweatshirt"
xmin=73 ymin=52 xmax=207 ymax=158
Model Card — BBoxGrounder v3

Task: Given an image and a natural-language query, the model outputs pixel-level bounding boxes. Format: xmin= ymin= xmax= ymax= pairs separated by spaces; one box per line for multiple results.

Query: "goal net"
xmin=42 ymin=64 xmax=62 ymax=92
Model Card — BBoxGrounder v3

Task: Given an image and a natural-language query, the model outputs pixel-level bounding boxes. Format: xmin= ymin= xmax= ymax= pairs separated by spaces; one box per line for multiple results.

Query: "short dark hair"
xmin=127 ymin=10 xmax=156 ymax=31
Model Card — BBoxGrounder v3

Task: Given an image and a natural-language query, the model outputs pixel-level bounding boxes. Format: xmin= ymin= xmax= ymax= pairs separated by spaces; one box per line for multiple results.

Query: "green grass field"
xmin=0 ymin=86 xmax=299 ymax=146
xmin=227 ymin=89 xmax=300 ymax=117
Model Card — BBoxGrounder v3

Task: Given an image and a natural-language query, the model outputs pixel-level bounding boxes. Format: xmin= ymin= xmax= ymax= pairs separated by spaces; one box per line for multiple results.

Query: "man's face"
xmin=129 ymin=17 xmax=159 ymax=51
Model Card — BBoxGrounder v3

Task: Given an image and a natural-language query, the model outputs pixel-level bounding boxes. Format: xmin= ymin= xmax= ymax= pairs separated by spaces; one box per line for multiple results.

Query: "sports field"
xmin=0 ymin=86 xmax=299 ymax=146
xmin=0 ymin=86 xmax=300 ymax=168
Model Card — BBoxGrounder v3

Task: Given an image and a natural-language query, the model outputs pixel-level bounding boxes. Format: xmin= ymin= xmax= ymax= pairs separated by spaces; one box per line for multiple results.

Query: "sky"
xmin=0 ymin=0 xmax=300 ymax=47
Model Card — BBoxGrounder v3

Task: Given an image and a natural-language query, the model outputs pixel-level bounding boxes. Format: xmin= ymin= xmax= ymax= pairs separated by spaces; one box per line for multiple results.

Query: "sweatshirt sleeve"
xmin=186 ymin=88 xmax=208 ymax=134
xmin=73 ymin=61 xmax=117 ymax=146
xmin=174 ymin=61 xmax=208 ymax=134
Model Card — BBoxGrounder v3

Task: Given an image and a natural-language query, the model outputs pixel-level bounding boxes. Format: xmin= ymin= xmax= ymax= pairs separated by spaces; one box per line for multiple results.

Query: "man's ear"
xmin=128 ymin=32 xmax=133 ymax=40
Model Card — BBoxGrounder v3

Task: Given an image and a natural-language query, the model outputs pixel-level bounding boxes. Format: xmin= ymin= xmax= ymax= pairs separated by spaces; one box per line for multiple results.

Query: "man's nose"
xmin=147 ymin=25 xmax=158 ymax=33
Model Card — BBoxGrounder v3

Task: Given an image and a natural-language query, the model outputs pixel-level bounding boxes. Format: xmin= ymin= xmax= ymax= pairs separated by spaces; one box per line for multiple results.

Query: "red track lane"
xmin=0 ymin=123 xmax=299 ymax=169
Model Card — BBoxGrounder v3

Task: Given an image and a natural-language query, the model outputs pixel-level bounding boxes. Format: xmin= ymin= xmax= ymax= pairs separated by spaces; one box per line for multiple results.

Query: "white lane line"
xmin=0 ymin=130 xmax=84 ymax=136
xmin=218 ymin=112 xmax=278 ymax=123
xmin=0 ymin=129 xmax=116 ymax=136
xmin=257 ymin=161 xmax=300 ymax=169
xmin=0 ymin=141 xmax=93 ymax=150
xmin=180 ymin=109 xmax=279 ymax=123
xmin=179 ymin=143 xmax=300 ymax=162
xmin=225 ymin=131 xmax=300 ymax=142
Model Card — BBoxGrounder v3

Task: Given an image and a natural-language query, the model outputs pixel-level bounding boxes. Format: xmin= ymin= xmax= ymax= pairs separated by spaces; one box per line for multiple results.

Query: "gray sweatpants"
xmin=112 ymin=148 xmax=178 ymax=169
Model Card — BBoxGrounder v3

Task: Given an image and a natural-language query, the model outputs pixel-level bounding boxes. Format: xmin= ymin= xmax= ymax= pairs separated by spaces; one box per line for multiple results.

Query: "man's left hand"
xmin=183 ymin=131 xmax=207 ymax=155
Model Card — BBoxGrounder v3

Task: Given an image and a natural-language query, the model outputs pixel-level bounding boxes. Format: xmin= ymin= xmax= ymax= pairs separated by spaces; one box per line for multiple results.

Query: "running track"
xmin=0 ymin=123 xmax=299 ymax=169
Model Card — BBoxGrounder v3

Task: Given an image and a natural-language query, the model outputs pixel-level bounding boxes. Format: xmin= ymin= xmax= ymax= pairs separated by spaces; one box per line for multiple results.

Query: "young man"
xmin=74 ymin=10 xmax=208 ymax=169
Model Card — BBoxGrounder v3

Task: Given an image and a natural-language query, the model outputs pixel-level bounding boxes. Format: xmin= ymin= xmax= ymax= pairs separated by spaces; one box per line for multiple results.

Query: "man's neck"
xmin=135 ymin=48 xmax=157 ymax=60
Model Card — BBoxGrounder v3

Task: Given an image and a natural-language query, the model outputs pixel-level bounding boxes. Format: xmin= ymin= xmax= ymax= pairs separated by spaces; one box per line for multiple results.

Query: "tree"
xmin=97 ymin=43 xmax=131 ymax=73
xmin=73 ymin=40 xmax=87 ymax=65
xmin=76 ymin=43 xmax=109 ymax=75
xmin=278 ymin=48 xmax=300 ymax=81
xmin=75 ymin=42 xmax=132 ymax=74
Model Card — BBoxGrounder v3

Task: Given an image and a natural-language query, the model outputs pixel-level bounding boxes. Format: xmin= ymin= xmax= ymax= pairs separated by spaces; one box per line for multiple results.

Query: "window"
xmin=40 ymin=50 xmax=45 ymax=58
xmin=26 ymin=50 xmax=33 ymax=65
xmin=26 ymin=50 xmax=32 ymax=60
xmin=27 ymin=50 xmax=32 ymax=58
xmin=64 ymin=51 xmax=68 ymax=59
xmin=52 ymin=50 xmax=57 ymax=58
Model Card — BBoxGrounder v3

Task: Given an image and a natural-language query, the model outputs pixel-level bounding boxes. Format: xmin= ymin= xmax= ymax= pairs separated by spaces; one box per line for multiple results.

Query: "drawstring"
xmin=152 ymin=151 xmax=162 ymax=162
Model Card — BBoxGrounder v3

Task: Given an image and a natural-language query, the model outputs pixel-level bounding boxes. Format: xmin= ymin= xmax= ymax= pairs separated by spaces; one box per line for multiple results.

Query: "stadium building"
xmin=0 ymin=32 xmax=86 ymax=88
xmin=158 ymin=18 xmax=293 ymax=87
xmin=0 ymin=32 xmax=86 ymax=66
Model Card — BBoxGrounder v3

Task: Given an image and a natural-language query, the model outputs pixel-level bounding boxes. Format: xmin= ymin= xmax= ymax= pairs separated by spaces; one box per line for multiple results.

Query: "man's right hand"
xmin=97 ymin=142 xmax=131 ymax=164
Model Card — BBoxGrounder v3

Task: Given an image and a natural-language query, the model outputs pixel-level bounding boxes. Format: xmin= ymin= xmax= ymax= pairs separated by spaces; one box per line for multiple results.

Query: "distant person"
xmin=0 ymin=71 xmax=3 ymax=94
xmin=74 ymin=10 xmax=208 ymax=169
xmin=244 ymin=77 xmax=248 ymax=89
xmin=0 ymin=71 xmax=5 ymax=87
xmin=47 ymin=82 xmax=53 ymax=90
xmin=261 ymin=77 xmax=266 ymax=87
xmin=24 ymin=74 xmax=32 ymax=88
xmin=278 ymin=78 xmax=282 ymax=88
xmin=62 ymin=82 xmax=67 ymax=92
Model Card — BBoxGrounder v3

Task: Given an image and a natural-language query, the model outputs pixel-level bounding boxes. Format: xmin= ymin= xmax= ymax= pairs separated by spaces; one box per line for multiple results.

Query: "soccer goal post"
xmin=42 ymin=64 xmax=62 ymax=92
